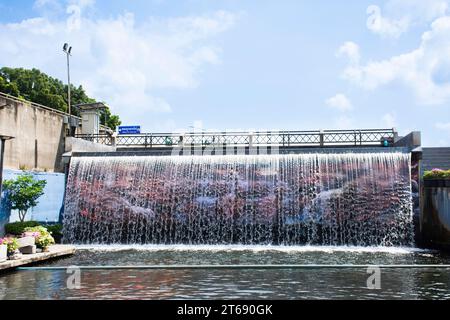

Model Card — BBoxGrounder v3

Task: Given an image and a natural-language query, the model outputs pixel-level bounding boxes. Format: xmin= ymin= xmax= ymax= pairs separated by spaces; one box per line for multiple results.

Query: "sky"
xmin=0 ymin=0 xmax=449 ymax=147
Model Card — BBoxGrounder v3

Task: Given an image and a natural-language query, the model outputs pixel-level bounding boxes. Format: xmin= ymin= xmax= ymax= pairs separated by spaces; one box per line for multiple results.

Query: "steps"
xmin=422 ymin=148 xmax=450 ymax=171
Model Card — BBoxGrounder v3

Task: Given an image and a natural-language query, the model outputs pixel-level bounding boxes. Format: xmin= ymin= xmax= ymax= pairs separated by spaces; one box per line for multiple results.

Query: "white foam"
xmin=74 ymin=244 xmax=428 ymax=254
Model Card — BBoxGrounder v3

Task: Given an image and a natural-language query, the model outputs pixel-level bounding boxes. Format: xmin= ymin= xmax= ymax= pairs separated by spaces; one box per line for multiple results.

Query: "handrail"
xmin=75 ymin=129 xmax=396 ymax=148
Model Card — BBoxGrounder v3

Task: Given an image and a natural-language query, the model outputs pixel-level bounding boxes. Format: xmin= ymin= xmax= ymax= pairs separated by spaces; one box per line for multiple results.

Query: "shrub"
xmin=5 ymin=221 xmax=40 ymax=236
xmin=45 ymin=224 xmax=63 ymax=237
xmin=424 ymin=169 xmax=450 ymax=180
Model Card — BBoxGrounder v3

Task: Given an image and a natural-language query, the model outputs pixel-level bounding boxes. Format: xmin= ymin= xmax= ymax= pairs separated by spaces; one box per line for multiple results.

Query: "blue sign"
xmin=119 ymin=126 xmax=141 ymax=135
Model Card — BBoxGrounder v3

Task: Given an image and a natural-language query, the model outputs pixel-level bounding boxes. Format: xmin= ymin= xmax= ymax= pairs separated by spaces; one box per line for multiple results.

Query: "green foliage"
xmin=24 ymin=226 xmax=55 ymax=249
xmin=424 ymin=169 xmax=450 ymax=180
xmin=45 ymin=224 xmax=63 ymax=237
xmin=3 ymin=174 xmax=47 ymax=222
xmin=4 ymin=221 xmax=41 ymax=236
xmin=0 ymin=67 xmax=121 ymax=128
xmin=100 ymin=107 xmax=122 ymax=131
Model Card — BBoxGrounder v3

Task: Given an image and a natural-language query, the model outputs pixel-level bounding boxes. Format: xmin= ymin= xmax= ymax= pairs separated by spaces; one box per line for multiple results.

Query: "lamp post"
xmin=63 ymin=43 xmax=72 ymax=117
xmin=0 ymin=135 xmax=14 ymax=198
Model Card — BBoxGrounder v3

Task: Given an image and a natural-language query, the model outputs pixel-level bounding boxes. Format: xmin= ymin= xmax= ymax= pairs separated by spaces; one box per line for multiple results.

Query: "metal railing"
xmin=75 ymin=134 xmax=115 ymax=146
xmin=75 ymin=129 xmax=397 ymax=149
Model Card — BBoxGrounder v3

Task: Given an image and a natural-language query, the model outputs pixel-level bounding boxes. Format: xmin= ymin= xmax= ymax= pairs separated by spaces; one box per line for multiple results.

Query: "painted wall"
xmin=0 ymin=169 xmax=64 ymax=236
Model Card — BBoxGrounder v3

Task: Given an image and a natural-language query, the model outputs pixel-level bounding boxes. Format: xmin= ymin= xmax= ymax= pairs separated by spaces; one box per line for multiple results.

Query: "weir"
xmin=62 ymin=151 xmax=414 ymax=246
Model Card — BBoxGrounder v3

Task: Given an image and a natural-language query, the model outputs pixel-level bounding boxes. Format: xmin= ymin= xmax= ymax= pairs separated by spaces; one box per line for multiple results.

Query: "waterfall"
xmin=62 ymin=152 xmax=414 ymax=246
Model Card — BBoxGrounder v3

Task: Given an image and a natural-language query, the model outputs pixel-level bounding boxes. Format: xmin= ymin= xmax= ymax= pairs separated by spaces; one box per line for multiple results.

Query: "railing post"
xmin=319 ymin=130 xmax=324 ymax=147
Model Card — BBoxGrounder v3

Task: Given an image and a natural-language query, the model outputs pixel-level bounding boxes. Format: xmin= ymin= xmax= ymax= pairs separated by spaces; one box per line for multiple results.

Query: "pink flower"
xmin=21 ymin=231 xmax=41 ymax=238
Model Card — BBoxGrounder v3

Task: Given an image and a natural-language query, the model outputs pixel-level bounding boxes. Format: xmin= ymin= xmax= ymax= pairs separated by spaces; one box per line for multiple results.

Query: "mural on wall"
xmin=0 ymin=195 xmax=11 ymax=236
xmin=0 ymin=169 xmax=64 ymax=234
xmin=63 ymin=153 xmax=414 ymax=246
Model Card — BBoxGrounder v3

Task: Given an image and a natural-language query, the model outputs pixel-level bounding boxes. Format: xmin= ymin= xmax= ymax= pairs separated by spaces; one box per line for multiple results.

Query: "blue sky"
xmin=0 ymin=0 xmax=449 ymax=146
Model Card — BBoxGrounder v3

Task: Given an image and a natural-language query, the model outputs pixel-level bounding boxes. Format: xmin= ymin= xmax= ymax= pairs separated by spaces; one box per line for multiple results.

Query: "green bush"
xmin=424 ymin=169 xmax=450 ymax=180
xmin=45 ymin=224 xmax=63 ymax=237
xmin=5 ymin=221 xmax=40 ymax=236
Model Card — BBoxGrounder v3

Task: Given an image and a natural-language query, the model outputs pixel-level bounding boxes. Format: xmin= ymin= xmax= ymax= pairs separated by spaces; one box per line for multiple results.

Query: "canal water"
xmin=1 ymin=246 xmax=449 ymax=300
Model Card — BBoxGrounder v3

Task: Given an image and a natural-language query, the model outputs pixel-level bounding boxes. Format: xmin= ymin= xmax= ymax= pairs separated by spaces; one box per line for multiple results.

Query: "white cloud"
xmin=382 ymin=113 xmax=397 ymax=128
xmin=336 ymin=41 xmax=360 ymax=64
xmin=0 ymin=2 xmax=240 ymax=129
xmin=366 ymin=5 xmax=409 ymax=38
xmin=366 ymin=0 xmax=449 ymax=38
xmin=339 ymin=16 xmax=450 ymax=105
xmin=325 ymin=94 xmax=353 ymax=112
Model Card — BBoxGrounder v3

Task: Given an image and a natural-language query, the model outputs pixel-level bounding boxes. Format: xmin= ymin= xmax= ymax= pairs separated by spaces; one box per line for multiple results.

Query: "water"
xmin=63 ymin=153 xmax=413 ymax=246
xmin=1 ymin=246 xmax=450 ymax=300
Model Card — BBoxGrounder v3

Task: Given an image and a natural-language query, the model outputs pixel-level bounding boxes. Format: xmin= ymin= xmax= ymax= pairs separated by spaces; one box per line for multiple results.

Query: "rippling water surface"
xmin=1 ymin=246 xmax=450 ymax=300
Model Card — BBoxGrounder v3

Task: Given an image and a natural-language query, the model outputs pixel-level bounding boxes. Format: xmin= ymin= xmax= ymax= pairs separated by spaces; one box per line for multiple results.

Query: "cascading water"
xmin=62 ymin=152 xmax=414 ymax=246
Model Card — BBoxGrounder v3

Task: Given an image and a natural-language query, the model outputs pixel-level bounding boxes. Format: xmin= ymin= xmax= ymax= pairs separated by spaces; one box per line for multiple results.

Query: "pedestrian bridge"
xmin=75 ymin=128 xmax=400 ymax=151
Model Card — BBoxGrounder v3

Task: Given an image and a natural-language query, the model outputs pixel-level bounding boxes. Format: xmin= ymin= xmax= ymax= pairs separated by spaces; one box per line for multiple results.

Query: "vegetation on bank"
xmin=424 ymin=169 xmax=450 ymax=180
xmin=0 ymin=67 xmax=121 ymax=130
xmin=5 ymin=222 xmax=62 ymax=244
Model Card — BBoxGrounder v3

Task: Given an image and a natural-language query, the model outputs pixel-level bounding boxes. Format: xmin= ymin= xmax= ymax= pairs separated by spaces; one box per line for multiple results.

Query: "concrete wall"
xmin=65 ymin=137 xmax=116 ymax=153
xmin=0 ymin=169 xmax=65 ymax=236
xmin=420 ymin=180 xmax=450 ymax=250
xmin=0 ymin=94 xmax=67 ymax=172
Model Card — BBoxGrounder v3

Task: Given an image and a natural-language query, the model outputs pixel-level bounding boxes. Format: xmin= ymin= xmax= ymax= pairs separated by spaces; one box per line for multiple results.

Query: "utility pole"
xmin=63 ymin=43 xmax=72 ymax=117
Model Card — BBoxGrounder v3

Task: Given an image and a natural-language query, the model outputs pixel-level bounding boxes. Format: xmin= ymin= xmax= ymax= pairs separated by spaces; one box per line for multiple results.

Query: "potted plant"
xmin=0 ymin=238 xmax=7 ymax=263
xmin=23 ymin=226 xmax=55 ymax=252
xmin=1 ymin=237 xmax=20 ymax=260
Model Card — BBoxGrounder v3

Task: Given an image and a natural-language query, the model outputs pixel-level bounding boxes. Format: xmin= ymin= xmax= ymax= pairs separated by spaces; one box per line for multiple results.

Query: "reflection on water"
xmin=1 ymin=247 xmax=450 ymax=300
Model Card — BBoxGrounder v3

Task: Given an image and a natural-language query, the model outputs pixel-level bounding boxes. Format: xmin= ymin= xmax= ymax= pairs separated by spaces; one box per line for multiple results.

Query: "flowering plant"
xmin=23 ymin=226 xmax=55 ymax=249
xmin=0 ymin=237 xmax=19 ymax=253
xmin=36 ymin=234 xmax=55 ymax=249
xmin=424 ymin=169 xmax=450 ymax=180
xmin=21 ymin=231 xmax=41 ymax=238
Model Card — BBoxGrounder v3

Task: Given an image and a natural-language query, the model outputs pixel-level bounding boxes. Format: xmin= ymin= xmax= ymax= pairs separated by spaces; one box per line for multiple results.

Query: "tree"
xmin=0 ymin=67 xmax=121 ymax=129
xmin=3 ymin=174 xmax=47 ymax=222
xmin=101 ymin=107 xmax=122 ymax=130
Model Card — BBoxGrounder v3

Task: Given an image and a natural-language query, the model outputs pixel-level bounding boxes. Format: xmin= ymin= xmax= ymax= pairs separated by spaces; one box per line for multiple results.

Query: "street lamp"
xmin=0 ymin=135 xmax=14 ymax=198
xmin=63 ymin=43 xmax=73 ymax=117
